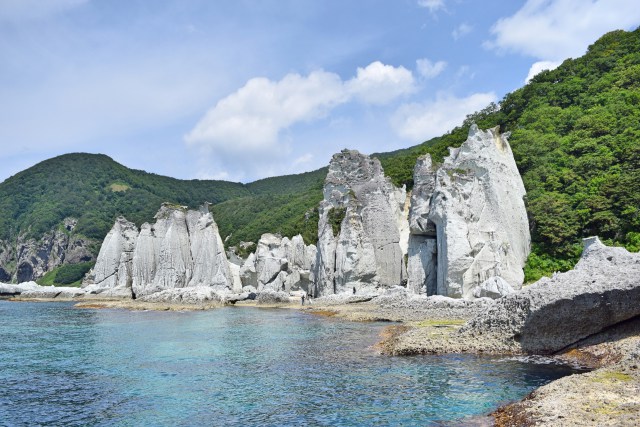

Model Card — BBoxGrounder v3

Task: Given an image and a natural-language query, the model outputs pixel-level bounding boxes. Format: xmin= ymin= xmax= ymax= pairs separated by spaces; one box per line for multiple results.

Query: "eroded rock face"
xmin=313 ymin=150 xmax=409 ymax=296
xmin=407 ymin=125 xmax=530 ymax=298
xmin=0 ymin=218 xmax=95 ymax=282
xmin=84 ymin=204 xmax=232 ymax=297
xmin=460 ymin=237 xmax=640 ymax=353
xmin=239 ymin=233 xmax=316 ymax=293
xmin=406 ymin=155 xmax=438 ymax=295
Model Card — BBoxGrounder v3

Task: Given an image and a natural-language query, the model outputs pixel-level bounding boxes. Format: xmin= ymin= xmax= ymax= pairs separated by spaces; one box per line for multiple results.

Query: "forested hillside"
xmin=377 ymin=28 xmax=640 ymax=280
xmin=0 ymin=154 xmax=250 ymax=241
xmin=1 ymin=28 xmax=638 ymax=283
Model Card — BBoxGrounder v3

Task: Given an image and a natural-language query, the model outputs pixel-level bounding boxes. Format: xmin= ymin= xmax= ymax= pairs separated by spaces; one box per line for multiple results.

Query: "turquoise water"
xmin=0 ymin=301 xmax=578 ymax=426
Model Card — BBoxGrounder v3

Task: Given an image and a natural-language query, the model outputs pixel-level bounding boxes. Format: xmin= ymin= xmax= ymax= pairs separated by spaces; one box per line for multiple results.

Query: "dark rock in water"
xmin=460 ymin=237 xmax=640 ymax=353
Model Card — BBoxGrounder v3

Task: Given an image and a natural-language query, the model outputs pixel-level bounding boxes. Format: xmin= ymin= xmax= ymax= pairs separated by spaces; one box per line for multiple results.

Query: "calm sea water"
xmin=0 ymin=301 xmax=578 ymax=426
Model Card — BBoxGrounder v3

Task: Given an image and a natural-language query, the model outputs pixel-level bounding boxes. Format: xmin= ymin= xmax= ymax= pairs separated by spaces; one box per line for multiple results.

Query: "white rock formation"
xmin=407 ymin=125 xmax=530 ymax=299
xmin=239 ymin=233 xmax=316 ymax=293
xmin=313 ymin=150 xmax=409 ymax=296
xmin=87 ymin=217 xmax=138 ymax=297
xmin=406 ymin=155 xmax=438 ymax=295
xmin=84 ymin=203 xmax=233 ymax=297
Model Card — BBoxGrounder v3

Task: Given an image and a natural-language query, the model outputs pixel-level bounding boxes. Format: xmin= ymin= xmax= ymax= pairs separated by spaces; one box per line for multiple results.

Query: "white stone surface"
xmin=406 ymin=125 xmax=530 ymax=298
xmin=314 ymin=150 xmax=409 ymax=296
xmin=84 ymin=203 xmax=233 ymax=297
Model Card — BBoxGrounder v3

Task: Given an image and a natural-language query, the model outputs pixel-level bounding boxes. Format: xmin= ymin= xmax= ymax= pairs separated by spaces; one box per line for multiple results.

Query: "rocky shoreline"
xmin=3 ymin=237 xmax=639 ymax=426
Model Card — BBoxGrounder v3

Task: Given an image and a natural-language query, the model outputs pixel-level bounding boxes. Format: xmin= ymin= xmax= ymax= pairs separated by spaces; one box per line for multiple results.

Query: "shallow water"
xmin=0 ymin=301 xmax=578 ymax=426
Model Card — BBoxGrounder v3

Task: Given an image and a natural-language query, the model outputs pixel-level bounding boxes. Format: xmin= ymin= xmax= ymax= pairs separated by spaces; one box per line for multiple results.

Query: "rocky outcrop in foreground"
xmin=313 ymin=150 xmax=409 ymax=297
xmin=407 ymin=125 xmax=530 ymax=299
xmin=385 ymin=238 xmax=640 ymax=356
xmin=239 ymin=233 xmax=316 ymax=293
xmin=460 ymin=237 xmax=640 ymax=353
xmin=83 ymin=203 xmax=233 ymax=297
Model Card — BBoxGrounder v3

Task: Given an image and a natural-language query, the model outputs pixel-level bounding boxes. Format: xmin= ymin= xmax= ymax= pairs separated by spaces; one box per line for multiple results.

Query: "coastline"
xmin=6 ymin=294 xmax=639 ymax=426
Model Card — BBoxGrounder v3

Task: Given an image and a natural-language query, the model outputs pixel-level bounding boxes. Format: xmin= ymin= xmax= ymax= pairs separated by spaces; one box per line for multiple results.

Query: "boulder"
xmin=460 ymin=237 xmax=640 ymax=353
xmin=256 ymin=289 xmax=291 ymax=304
xmin=240 ymin=233 xmax=316 ymax=293
xmin=140 ymin=286 xmax=223 ymax=304
xmin=472 ymin=276 xmax=515 ymax=299
xmin=313 ymin=149 xmax=409 ymax=296
xmin=0 ymin=281 xmax=41 ymax=295
xmin=20 ymin=286 xmax=86 ymax=299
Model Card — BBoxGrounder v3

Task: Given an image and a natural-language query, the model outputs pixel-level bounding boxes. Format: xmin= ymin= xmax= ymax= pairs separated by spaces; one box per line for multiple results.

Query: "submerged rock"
xmin=460 ymin=237 xmax=640 ymax=353
xmin=313 ymin=150 xmax=409 ymax=296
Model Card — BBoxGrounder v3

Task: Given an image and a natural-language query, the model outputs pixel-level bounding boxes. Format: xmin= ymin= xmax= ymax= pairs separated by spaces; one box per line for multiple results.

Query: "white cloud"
xmin=525 ymin=60 xmax=561 ymax=83
xmin=185 ymin=71 xmax=347 ymax=153
xmin=486 ymin=0 xmax=640 ymax=61
xmin=452 ymin=23 xmax=473 ymax=40
xmin=0 ymin=0 xmax=88 ymax=22
xmin=293 ymin=153 xmax=313 ymax=166
xmin=186 ymin=61 xmax=415 ymax=160
xmin=417 ymin=0 xmax=445 ymax=14
xmin=348 ymin=61 xmax=415 ymax=104
xmin=392 ymin=92 xmax=497 ymax=141
xmin=416 ymin=58 xmax=447 ymax=79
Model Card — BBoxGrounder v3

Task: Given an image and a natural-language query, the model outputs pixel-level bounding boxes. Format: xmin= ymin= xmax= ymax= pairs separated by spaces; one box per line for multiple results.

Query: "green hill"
xmin=0 ymin=153 xmax=251 ymax=242
xmin=1 ymin=28 xmax=638 ymax=284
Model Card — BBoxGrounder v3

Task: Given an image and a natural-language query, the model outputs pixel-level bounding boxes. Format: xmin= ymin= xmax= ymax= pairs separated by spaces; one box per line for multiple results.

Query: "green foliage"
xmin=212 ymin=183 xmax=323 ymax=247
xmin=523 ymin=244 xmax=582 ymax=283
xmin=0 ymin=153 xmax=251 ymax=242
xmin=379 ymin=28 xmax=640 ymax=279
xmin=327 ymin=207 xmax=347 ymax=236
xmin=36 ymin=261 xmax=95 ymax=286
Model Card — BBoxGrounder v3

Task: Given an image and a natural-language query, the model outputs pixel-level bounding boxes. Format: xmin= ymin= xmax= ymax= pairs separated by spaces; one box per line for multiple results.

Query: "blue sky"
xmin=1 ymin=0 xmax=639 ymax=183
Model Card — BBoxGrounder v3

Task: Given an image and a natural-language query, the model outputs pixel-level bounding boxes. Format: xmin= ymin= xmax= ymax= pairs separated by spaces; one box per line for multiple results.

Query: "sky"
xmin=1 ymin=0 xmax=639 ymax=184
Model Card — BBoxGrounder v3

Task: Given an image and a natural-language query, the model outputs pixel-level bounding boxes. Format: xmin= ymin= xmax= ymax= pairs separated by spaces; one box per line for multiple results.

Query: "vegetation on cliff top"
xmin=1 ymin=28 xmax=638 ymax=282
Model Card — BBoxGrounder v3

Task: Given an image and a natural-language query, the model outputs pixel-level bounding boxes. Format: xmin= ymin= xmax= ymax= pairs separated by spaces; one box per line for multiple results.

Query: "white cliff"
xmin=84 ymin=203 xmax=233 ymax=297
xmin=239 ymin=233 xmax=316 ymax=293
xmin=407 ymin=125 xmax=530 ymax=298
xmin=313 ymin=150 xmax=409 ymax=296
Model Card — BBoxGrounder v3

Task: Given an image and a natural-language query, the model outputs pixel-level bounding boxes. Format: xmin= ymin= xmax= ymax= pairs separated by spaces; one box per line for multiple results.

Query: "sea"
xmin=0 ymin=301 xmax=580 ymax=426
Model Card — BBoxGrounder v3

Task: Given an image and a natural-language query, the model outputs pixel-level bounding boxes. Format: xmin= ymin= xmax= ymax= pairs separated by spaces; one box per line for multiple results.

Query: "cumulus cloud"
xmin=452 ymin=23 xmax=473 ymax=40
xmin=186 ymin=61 xmax=415 ymax=157
xmin=417 ymin=0 xmax=445 ymax=14
xmin=0 ymin=0 xmax=88 ymax=22
xmin=416 ymin=58 xmax=447 ymax=79
xmin=347 ymin=61 xmax=415 ymax=104
xmin=185 ymin=71 xmax=346 ymax=153
xmin=486 ymin=0 xmax=640 ymax=61
xmin=525 ymin=60 xmax=561 ymax=83
xmin=391 ymin=92 xmax=497 ymax=142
